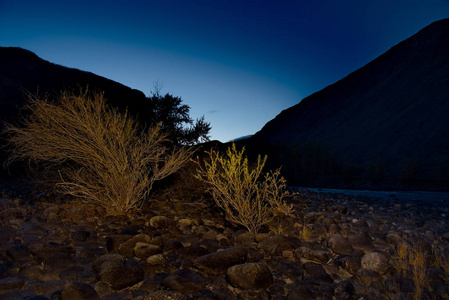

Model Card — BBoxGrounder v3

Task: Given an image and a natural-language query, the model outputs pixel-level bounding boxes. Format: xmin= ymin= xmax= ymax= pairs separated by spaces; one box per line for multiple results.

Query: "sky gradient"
xmin=1 ymin=0 xmax=449 ymax=142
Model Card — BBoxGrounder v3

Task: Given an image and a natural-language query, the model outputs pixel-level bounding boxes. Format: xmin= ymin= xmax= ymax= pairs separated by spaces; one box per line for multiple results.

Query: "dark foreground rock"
xmin=226 ymin=262 xmax=273 ymax=290
xmin=0 ymin=184 xmax=448 ymax=299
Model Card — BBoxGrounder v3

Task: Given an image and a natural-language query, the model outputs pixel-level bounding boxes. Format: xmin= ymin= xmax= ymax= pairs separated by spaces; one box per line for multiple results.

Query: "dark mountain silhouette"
xmin=0 ymin=47 xmax=155 ymax=177
xmin=249 ymin=18 xmax=449 ymax=189
xmin=0 ymin=47 xmax=152 ymax=126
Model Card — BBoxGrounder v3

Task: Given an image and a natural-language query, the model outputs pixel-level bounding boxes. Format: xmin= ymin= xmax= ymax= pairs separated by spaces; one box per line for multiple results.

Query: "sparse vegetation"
xmin=148 ymin=85 xmax=211 ymax=146
xmin=194 ymin=143 xmax=292 ymax=233
xmin=393 ymin=241 xmax=429 ymax=300
xmin=3 ymin=89 xmax=192 ymax=215
xmin=410 ymin=248 xmax=427 ymax=300
xmin=393 ymin=241 xmax=410 ymax=276
xmin=432 ymin=249 xmax=449 ymax=282
xmin=299 ymin=223 xmax=313 ymax=242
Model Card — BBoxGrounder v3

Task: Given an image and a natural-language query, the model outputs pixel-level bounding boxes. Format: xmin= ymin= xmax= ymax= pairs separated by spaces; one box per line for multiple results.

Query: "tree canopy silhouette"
xmin=148 ymin=89 xmax=211 ymax=146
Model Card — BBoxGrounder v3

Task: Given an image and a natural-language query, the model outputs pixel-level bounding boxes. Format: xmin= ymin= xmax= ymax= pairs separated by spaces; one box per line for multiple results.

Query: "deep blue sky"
xmin=1 ymin=1 xmax=449 ymax=142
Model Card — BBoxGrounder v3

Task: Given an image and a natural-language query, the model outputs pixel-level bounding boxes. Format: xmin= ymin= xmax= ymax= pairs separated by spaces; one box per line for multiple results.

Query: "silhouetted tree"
xmin=148 ymin=87 xmax=211 ymax=146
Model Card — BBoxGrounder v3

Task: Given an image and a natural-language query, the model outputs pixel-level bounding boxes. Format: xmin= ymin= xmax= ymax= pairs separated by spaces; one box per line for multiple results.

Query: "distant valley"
xmin=2 ymin=19 xmax=449 ymax=190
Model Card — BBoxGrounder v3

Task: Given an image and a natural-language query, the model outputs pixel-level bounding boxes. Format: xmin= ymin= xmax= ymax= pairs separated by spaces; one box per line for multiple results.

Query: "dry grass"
xmin=410 ymin=248 xmax=426 ymax=300
xmin=3 ymin=90 xmax=192 ymax=215
xmin=393 ymin=241 xmax=428 ymax=300
xmin=432 ymin=248 xmax=449 ymax=282
xmin=393 ymin=241 xmax=410 ymax=276
xmin=299 ymin=224 xmax=313 ymax=242
xmin=194 ymin=143 xmax=292 ymax=233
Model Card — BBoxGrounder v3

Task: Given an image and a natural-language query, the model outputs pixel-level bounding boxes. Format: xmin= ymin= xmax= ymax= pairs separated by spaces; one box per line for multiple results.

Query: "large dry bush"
xmin=195 ymin=143 xmax=293 ymax=233
xmin=3 ymin=90 xmax=192 ymax=215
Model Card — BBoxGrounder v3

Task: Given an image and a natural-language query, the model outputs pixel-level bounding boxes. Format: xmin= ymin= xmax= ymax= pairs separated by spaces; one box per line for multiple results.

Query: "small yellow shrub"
xmin=195 ymin=143 xmax=292 ymax=233
xmin=393 ymin=242 xmax=428 ymax=300
xmin=410 ymin=248 xmax=426 ymax=300
xmin=3 ymin=90 xmax=192 ymax=215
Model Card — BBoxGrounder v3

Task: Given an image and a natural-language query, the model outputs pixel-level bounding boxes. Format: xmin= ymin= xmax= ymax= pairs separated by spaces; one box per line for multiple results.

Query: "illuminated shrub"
xmin=4 ymin=90 xmax=191 ymax=215
xmin=195 ymin=143 xmax=293 ymax=233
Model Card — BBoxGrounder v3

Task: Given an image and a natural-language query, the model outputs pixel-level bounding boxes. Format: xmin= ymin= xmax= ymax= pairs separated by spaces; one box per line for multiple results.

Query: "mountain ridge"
xmin=250 ymin=18 xmax=449 ymax=187
xmin=0 ymin=46 xmax=151 ymax=125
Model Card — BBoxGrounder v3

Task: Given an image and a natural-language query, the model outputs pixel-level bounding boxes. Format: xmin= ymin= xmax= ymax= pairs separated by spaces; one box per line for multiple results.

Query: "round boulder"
xmin=327 ymin=234 xmax=353 ymax=255
xmin=118 ymin=234 xmax=152 ymax=257
xmin=361 ymin=251 xmax=390 ymax=274
xmin=98 ymin=261 xmax=144 ymax=290
xmin=337 ymin=255 xmax=361 ymax=275
xmin=348 ymin=233 xmax=375 ymax=252
xmin=149 ymin=216 xmax=169 ymax=229
xmin=92 ymin=254 xmax=125 ymax=273
xmin=226 ymin=262 xmax=273 ymax=290
xmin=134 ymin=242 xmax=161 ymax=259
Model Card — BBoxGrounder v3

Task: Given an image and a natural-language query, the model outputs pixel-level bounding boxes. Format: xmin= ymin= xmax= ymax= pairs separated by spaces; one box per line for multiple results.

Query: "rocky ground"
xmin=0 ymin=182 xmax=448 ymax=300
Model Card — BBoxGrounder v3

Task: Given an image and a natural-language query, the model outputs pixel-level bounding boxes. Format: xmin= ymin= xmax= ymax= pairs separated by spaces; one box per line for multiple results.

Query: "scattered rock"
xmin=194 ymin=246 xmax=248 ymax=275
xmin=177 ymin=246 xmax=209 ymax=260
xmin=0 ymin=227 xmax=16 ymax=246
xmin=0 ymin=289 xmax=37 ymax=300
xmin=333 ymin=280 xmax=355 ymax=298
xmin=327 ymin=234 xmax=354 ymax=255
xmin=92 ymin=254 xmax=125 ymax=273
xmin=163 ymin=268 xmax=209 ymax=294
xmin=286 ymin=284 xmax=316 ymax=300
xmin=226 ymin=262 xmax=273 ymax=290
xmin=133 ymin=242 xmax=161 ymax=259
xmin=149 ymin=215 xmax=169 ymax=229
xmin=105 ymin=235 xmax=132 ymax=253
xmin=348 ymin=233 xmax=376 ymax=252
xmin=60 ymin=281 xmax=100 ymax=300
xmin=118 ymin=234 xmax=152 ymax=257
xmin=98 ymin=260 xmax=144 ymax=290
xmin=303 ymin=249 xmax=331 ymax=263
xmin=23 ymin=279 xmax=65 ymax=295
xmin=355 ymin=268 xmax=383 ymax=287
xmin=303 ymin=262 xmax=326 ymax=277
xmin=146 ymin=254 xmax=165 ymax=265
xmin=257 ymin=235 xmax=287 ymax=254
xmin=44 ymin=252 xmax=76 ymax=269
xmin=0 ymin=185 xmax=448 ymax=299
xmin=147 ymin=290 xmax=187 ymax=300
xmin=0 ymin=277 xmax=25 ymax=293
xmin=337 ymin=255 xmax=361 ymax=275
xmin=361 ymin=251 xmax=390 ymax=274
xmin=6 ymin=244 xmax=32 ymax=262
xmin=71 ymin=231 xmax=91 ymax=242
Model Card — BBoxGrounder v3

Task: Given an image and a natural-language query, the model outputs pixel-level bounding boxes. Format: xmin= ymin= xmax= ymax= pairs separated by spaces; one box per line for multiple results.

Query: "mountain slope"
xmin=250 ymin=18 xmax=449 ymax=186
xmin=0 ymin=47 xmax=152 ymax=125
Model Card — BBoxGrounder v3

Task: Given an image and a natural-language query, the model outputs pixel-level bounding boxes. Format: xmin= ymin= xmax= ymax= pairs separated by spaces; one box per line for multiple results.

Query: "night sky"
xmin=1 ymin=1 xmax=449 ymax=142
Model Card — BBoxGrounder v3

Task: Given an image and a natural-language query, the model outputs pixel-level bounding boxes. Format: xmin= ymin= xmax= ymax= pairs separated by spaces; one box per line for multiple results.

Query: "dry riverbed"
xmin=0 ymin=183 xmax=448 ymax=299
